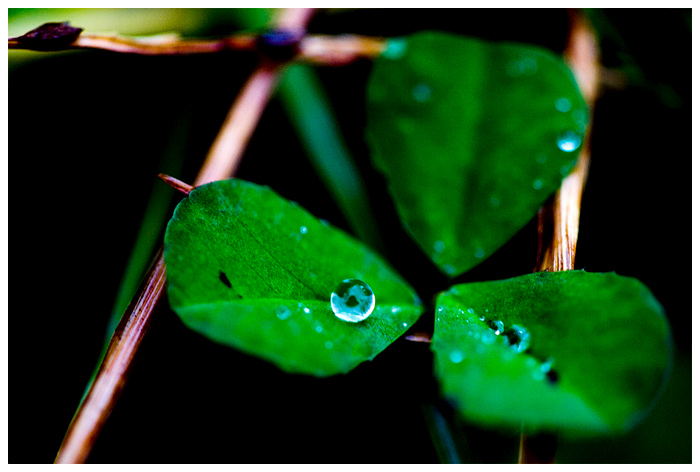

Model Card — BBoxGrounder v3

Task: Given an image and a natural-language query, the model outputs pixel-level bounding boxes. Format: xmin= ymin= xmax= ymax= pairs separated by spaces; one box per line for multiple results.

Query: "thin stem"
xmin=54 ymin=8 xmax=316 ymax=463
xmin=158 ymin=173 xmax=193 ymax=195
xmin=520 ymin=9 xmax=601 ymax=464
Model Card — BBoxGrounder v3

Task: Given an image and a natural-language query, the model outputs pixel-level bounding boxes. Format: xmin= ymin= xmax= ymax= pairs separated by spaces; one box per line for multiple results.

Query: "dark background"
xmin=9 ymin=9 xmax=691 ymax=463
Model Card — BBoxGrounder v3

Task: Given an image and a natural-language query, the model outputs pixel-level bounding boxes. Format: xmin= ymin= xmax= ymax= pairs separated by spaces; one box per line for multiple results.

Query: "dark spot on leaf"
xmin=237 ymin=294 xmax=243 ymax=299
xmin=219 ymin=270 xmax=232 ymax=288
xmin=546 ymin=369 xmax=559 ymax=385
xmin=256 ymin=28 xmax=303 ymax=61
xmin=11 ymin=22 xmax=83 ymax=51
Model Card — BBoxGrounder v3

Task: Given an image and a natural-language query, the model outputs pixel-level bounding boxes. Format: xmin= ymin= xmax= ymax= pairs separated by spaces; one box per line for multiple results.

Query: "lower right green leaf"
xmin=432 ymin=270 xmax=672 ymax=436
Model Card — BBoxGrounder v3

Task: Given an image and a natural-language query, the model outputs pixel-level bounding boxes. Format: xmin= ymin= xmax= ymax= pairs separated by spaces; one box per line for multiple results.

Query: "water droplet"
xmin=303 ymin=307 xmax=311 ymax=314
xmin=540 ymin=357 xmax=554 ymax=373
xmin=490 ymin=196 xmax=500 ymax=207
xmin=391 ymin=306 xmax=401 ymax=314
xmin=504 ymin=324 xmax=531 ymax=352
xmin=486 ymin=319 xmax=504 ymax=335
xmin=474 ymin=247 xmax=485 ymax=259
xmin=557 ymin=130 xmax=582 ymax=153
xmin=330 ymin=279 xmax=375 ymax=323
xmin=536 ymin=153 xmax=547 ymax=164
xmin=314 ymin=323 xmax=323 ymax=333
xmin=449 ymin=350 xmax=465 ymax=363
xmin=325 ymin=341 xmax=333 ymax=349
xmin=402 ymin=322 xmax=408 ymax=328
xmin=554 ymin=97 xmax=572 ymax=112
xmin=532 ymin=178 xmax=543 ymax=190
xmin=443 ymin=264 xmax=456 ymax=275
xmin=437 ymin=306 xmax=444 ymax=313
xmin=276 ymin=306 xmax=292 ymax=320
xmin=300 ymin=226 xmax=308 ymax=234
xmin=383 ymin=37 xmax=407 ymax=59
xmin=433 ymin=240 xmax=445 ymax=253
xmin=412 ymin=83 xmax=432 ymax=103
xmin=479 ymin=315 xmax=485 ymax=321
xmin=467 ymin=308 xmax=474 ymax=314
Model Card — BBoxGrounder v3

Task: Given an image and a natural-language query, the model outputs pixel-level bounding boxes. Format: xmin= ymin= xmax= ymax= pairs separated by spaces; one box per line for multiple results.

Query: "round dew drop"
xmin=330 ymin=279 xmax=375 ymax=323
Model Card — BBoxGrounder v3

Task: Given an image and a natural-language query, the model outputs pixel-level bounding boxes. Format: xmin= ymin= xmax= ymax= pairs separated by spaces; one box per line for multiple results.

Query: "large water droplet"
xmin=330 ymin=279 xmax=375 ymax=323
xmin=412 ymin=83 xmax=432 ymax=103
xmin=504 ymin=324 xmax=531 ymax=352
xmin=276 ymin=306 xmax=292 ymax=320
xmin=554 ymin=97 xmax=572 ymax=112
xmin=557 ymin=130 xmax=582 ymax=152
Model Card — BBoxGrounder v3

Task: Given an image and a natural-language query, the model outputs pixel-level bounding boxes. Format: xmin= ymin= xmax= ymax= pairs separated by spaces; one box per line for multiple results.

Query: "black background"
xmin=9 ymin=9 xmax=691 ymax=463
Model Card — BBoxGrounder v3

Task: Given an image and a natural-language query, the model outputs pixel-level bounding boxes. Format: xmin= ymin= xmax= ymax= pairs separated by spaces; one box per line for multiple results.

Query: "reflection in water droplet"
xmin=330 ymin=279 xmax=375 ymax=322
xmin=532 ymin=179 xmax=543 ymax=190
xmin=474 ymin=247 xmax=485 ymax=259
xmin=300 ymin=226 xmax=308 ymax=234
xmin=383 ymin=37 xmax=407 ymax=59
xmin=557 ymin=130 xmax=582 ymax=152
xmin=412 ymin=83 xmax=432 ymax=103
xmin=504 ymin=324 xmax=531 ymax=352
xmin=554 ymin=97 xmax=572 ymax=112
xmin=433 ymin=240 xmax=445 ymax=253
xmin=276 ymin=306 xmax=291 ymax=320
xmin=449 ymin=350 xmax=465 ymax=363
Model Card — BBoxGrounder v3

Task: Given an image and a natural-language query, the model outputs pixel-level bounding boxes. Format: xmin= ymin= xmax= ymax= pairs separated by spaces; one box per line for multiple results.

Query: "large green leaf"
xmin=366 ymin=32 xmax=588 ymax=276
xmin=164 ymin=179 xmax=422 ymax=377
xmin=431 ymin=270 xmax=671 ymax=435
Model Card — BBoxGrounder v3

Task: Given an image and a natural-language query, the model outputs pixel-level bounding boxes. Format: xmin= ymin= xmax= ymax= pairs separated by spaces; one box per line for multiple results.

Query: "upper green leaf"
xmin=164 ymin=179 xmax=422 ymax=377
xmin=432 ymin=270 xmax=672 ymax=435
xmin=366 ymin=32 xmax=588 ymax=276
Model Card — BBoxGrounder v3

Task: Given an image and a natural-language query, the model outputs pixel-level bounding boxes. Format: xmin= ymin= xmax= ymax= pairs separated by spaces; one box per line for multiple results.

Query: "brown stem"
xmin=54 ymin=8 xmax=316 ymax=463
xmin=521 ymin=10 xmax=601 ymax=464
xmin=157 ymin=174 xmax=194 ymax=195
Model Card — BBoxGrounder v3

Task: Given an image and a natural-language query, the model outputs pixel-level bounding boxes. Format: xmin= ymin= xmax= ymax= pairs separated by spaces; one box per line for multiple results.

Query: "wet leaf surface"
xmin=432 ymin=270 xmax=672 ymax=435
xmin=164 ymin=179 xmax=422 ymax=376
xmin=366 ymin=32 xmax=588 ymax=276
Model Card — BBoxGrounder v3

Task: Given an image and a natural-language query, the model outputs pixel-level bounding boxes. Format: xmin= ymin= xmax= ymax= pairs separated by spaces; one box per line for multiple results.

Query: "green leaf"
xmin=366 ymin=32 xmax=588 ymax=276
xmin=164 ymin=179 xmax=422 ymax=377
xmin=431 ymin=270 xmax=672 ymax=435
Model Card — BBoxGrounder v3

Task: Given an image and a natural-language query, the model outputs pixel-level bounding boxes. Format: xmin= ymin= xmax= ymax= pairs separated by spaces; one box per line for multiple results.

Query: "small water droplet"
xmin=479 ymin=315 xmax=485 ymax=321
xmin=474 ymin=247 xmax=485 ymax=259
xmin=412 ymin=83 xmax=432 ymax=103
xmin=557 ymin=130 xmax=582 ymax=153
xmin=433 ymin=240 xmax=445 ymax=253
xmin=443 ymin=264 xmax=456 ymax=275
xmin=391 ymin=306 xmax=401 ymax=314
xmin=437 ymin=306 xmax=444 ymax=313
xmin=276 ymin=306 xmax=292 ymax=320
xmin=300 ymin=226 xmax=308 ymax=234
xmin=402 ymin=322 xmax=408 ymax=328
xmin=330 ymin=279 xmax=375 ymax=323
xmin=486 ymin=319 xmax=504 ymax=335
xmin=532 ymin=178 xmax=543 ymax=190
xmin=504 ymin=324 xmax=531 ymax=352
xmin=303 ymin=307 xmax=311 ymax=314
xmin=383 ymin=37 xmax=407 ymax=59
xmin=325 ymin=341 xmax=333 ymax=349
xmin=489 ymin=196 xmax=500 ymax=207
xmin=467 ymin=308 xmax=474 ymax=314
xmin=540 ymin=357 xmax=554 ymax=373
xmin=554 ymin=97 xmax=572 ymax=112
xmin=536 ymin=153 xmax=547 ymax=164
xmin=449 ymin=350 xmax=465 ymax=363
xmin=315 ymin=323 xmax=323 ymax=333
